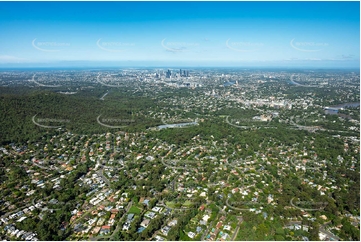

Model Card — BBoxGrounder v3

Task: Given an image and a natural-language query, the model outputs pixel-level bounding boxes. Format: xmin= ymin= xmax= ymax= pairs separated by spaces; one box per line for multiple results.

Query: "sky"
xmin=0 ymin=1 xmax=359 ymax=68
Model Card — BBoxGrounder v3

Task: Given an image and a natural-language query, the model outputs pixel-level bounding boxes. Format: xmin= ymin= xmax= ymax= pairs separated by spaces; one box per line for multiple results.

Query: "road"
xmin=71 ymin=198 xmax=110 ymax=227
xmin=289 ymin=116 xmax=325 ymax=132
xmin=160 ymin=159 xmax=198 ymax=171
xmin=110 ymin=201 xmax=133 ymax=240
xmin=90 ymin=201 xmax=133 ymax=241
xmin=0 ymin=204 xmax=28 ymax=221
xmin=96 ymin=167 xmax=111 ymax=187
xmin=100 ymin=91 xmax=109 ymax=100
xmin=32 ymin=160 xmax=60 ymax=172
xmin=199 ymin=204 xmax=231 ymax=241
xmin=1 ymin=194 xmax=54 ymax=222
xmin=231 ymin=216 xmax=243 ymax=240
xmin=201 ymin=217 xmax=217 ymax=241
xmin=285 ymin=221 xmax=340 ymax=241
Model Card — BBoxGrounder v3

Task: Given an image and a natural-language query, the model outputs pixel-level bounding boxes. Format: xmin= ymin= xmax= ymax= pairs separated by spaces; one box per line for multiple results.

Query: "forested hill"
xmin=0 ymin=86 xmax=158 ymax=145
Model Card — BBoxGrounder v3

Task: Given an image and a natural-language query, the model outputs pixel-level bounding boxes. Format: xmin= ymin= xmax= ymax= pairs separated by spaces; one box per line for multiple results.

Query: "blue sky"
xmin=0 ymin=1 xmax=359 ymax=68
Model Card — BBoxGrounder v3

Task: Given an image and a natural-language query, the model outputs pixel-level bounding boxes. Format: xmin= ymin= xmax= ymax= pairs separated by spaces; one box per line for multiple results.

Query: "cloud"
xmin=0 ymin=55 xmax=27 ymax=63
xmin=336 ymin=54 xmax=356 ymax=60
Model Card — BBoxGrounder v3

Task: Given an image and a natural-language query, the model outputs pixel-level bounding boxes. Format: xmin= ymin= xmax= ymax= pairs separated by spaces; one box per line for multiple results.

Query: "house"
xmin=224 ymin=225 xmax=231 ymax=231
xmin=17 ymin=216 xmax=27 ymax=222
xmin=163 ymin=208 xmax=172 ymax=215
xmin=154 ymin=235 xmax=165 ymax=241
xmin=82 ymin=226 xmax=92 ymax=234
xmin=168 ymin=219 xmax=177 ymax=227
xmin=188 ymin=231 xmax=196 ymax=239
xmin=105 ymin=206 xmax=113 ymax=211
xmin=123 ymin=222 xmax=130 ymax=231
xmin=111 ymin=209 xmax=119 ymax=214
xmin=88 ymin=218 xmax=97 ymax=226
xmin=231 ymin=188 xmax=239 ymax=194
xmin=96 ymin=217 xmax=105 ymax=226
xmin=318 ymin=232 xmax=327 ymax=240
xmin=145 ymin=211 xmax=156 ymax=219
xmin=161 ymin=226 xmax=171 ymax=236
xmin=127 ymin=213 xmax=134 ymax=222
xmin=15 ymin=230 xmax=25 ymax=239
xmin=108 ymin=218 xmax=115 ymax=226
xmin=216 ymin=221 xmax=223 ymax=229
xmin=98 ymin=205 xmax=105 ymax=210
xmin=100 ymin=225 xmax=111 ymax=235
xmin=91 ymin=226 xmax=101 ymax=235
xmin=152 ymin=206 xmax=162 ymax=213
xmin=141 ymin=219 xmax=150 ymax=228
xmin=137 ymin=226 xmax=146 ymax=233
xmin=221 ymin=232 xmax=229 ymax=240
xmin=202 ymin=215 xmax=210 ymax=222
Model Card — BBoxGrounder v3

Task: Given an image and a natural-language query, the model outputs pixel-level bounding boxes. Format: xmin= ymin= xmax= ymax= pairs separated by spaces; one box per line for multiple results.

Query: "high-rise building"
xmin=166 ymin=69 xmax=171 ymax=78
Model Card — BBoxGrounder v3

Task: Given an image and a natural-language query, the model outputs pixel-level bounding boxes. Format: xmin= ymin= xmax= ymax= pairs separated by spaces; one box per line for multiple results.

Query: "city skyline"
xmin=0 ymin=1 xmax=359 ymax=68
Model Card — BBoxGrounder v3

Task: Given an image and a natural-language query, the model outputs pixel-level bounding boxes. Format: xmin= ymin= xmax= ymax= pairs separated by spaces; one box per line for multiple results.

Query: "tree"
xmin=309 ymin=222 xmax=319 ymax=241
xmin=275 ymin=235 xmax=285 ymax=240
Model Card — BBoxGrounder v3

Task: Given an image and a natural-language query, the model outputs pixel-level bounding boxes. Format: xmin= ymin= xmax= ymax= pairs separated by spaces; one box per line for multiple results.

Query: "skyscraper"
xmin=166 ymin=69 xmax=171 ymax=78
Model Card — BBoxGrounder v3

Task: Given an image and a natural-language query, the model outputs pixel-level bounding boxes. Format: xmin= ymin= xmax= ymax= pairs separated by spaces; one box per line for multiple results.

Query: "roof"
xmin=216 ymin=221 xmax=223 ymax=229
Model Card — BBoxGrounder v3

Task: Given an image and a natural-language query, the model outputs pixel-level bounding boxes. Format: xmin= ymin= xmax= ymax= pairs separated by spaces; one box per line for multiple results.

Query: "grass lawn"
xmin=165 ymin=201 xmax=176 ymax=208
xmin=183 ymin=200 xmax=193 ymax=206
xmin=180 ymin=230 xmax=192 ymax=241
xmin=128 ymin=205 xmax=142 ymax=214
